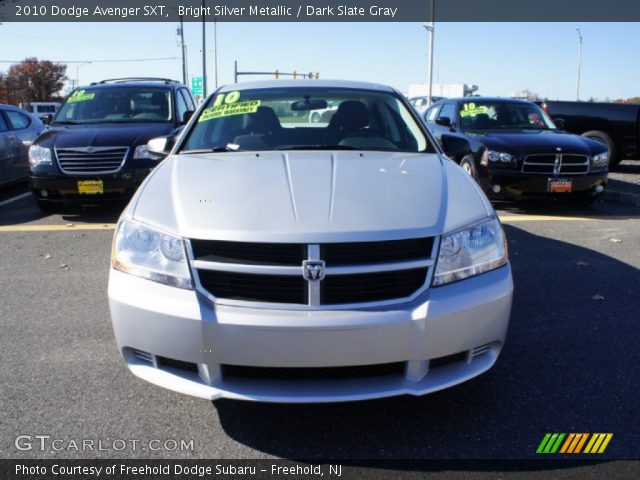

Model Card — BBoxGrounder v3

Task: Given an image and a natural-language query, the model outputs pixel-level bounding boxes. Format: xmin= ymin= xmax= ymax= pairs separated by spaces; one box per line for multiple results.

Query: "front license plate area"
xmin=77 ymin=180 xmax=104 ymax=195
xmin=548 ymin=178 xmax=572 ymax=193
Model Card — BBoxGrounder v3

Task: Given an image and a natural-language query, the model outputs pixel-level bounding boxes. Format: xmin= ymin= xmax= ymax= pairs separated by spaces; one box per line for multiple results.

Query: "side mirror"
xmin=146 ymin=136 xmax=172 ymax=156
xmin=182 ymin=110 xmax=194 ymax=125
xmin=42 ymin=114 xmax=53 ymax=125
xmin=553 ymin=117 xmax=565 ymax=130
xmin=435 ymin=116 xmax=452 ymax=127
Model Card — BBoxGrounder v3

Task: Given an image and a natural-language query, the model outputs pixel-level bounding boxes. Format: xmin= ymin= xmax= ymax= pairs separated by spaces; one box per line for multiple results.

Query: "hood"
xmin=34 ymin=123 xmax=174 ymax=149
xmin=131 ymin=151 xmax=491 ymax=243
xmin=469 ymin=129 xmax=605 ymax=156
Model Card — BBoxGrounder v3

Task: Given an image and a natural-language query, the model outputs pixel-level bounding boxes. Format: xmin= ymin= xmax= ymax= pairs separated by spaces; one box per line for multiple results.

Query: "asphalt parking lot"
xmin=1 ymin=167 xmax=639 ymax=470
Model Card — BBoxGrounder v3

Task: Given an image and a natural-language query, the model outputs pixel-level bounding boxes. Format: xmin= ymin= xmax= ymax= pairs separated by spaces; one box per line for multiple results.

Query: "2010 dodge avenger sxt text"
xmin=108 ymin=80 xmax=513 ymax=403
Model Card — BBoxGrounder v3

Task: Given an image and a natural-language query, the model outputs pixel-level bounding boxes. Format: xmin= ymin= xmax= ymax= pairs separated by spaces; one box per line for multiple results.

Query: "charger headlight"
xmin=487 ymin=151 xmax=513 ymax=163
xmin=28 ymin=145 xmax=52 ymax=166
xmin=112 ymin=219 xmax=193 ymax=289
xmin=591 ymin=151 xmax=609 ymax=168
xmin=433 ymin=217 xmax=508 ymax=286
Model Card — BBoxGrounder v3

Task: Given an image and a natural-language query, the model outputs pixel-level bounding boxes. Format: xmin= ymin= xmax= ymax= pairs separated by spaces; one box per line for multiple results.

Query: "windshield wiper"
xmin=52 ymin=120 xmax=80 ymax=125
xmin=276 ymin=145 xmax=360 ymax=151
xmin=180 ymin=146 xmax=241 ymax=154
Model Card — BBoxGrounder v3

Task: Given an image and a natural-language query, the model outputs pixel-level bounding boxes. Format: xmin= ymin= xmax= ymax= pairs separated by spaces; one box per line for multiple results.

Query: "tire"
xmin=459 ymin=155 xmax=479 ymax=181
xmin=582 ymin=130 xmax=618 ymax=168
xmin=36 ymin=199 xmax=62 ymax=214
xmin=310 ymin=112 xmax=321 ymax=123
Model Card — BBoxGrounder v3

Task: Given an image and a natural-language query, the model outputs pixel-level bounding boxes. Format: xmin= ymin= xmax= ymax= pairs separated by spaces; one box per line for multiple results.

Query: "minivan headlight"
xmin=112 ymin=219 xmax=193 ymax=289
xmin=433 ymin=217 xmax=508 ymax=286
xmin=28 ymin=145 xmax=52 ymax=166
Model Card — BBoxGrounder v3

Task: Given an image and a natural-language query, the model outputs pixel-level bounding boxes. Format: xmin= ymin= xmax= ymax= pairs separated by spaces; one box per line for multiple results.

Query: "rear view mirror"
xmin=291 ymin=99 xmax=328 ymax=111
xmin=435 ymin=117 xmax=452 ymax=127
xmin=182 ymin=110 xmax=194 ymax=125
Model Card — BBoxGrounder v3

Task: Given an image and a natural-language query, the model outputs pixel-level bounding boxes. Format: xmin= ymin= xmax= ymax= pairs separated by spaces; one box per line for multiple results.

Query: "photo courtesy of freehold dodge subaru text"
xmin=1 ymin=0 xmax=640 ymax=478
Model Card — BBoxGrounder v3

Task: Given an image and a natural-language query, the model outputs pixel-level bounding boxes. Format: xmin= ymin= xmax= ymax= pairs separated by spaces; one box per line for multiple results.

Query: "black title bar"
xmin=1 ymin=0 xmax=640 ymax=22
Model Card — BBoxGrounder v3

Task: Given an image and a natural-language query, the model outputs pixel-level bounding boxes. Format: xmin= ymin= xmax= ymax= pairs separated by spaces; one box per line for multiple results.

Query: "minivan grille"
xmin=55 ymin=146 xmax=128 ymax=175
xmin=190 ymin=238 xmax=435 ymax=307
xmin=522 ymin=154 xmax=589 ymax=175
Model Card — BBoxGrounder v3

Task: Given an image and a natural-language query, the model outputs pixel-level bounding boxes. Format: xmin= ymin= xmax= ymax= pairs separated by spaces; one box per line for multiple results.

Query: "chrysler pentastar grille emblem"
xmin=302 ymin=260 xmax=325 ymax=281
xmin=85 ymin=147 xmax=95 ymax=153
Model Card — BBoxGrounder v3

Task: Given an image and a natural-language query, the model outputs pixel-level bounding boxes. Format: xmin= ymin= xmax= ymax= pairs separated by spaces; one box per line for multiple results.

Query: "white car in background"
xmin=108 ymin=80 xmax=513 ymax=403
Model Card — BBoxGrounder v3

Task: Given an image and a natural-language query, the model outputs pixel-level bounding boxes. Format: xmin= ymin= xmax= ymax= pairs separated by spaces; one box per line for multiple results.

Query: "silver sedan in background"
xmin=0 ymin=104 xmax=44 ymax=188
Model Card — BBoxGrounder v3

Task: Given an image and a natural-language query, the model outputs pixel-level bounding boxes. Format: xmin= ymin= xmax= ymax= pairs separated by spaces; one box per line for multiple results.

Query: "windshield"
xmin=180 ymin=87 xmax=433 ymax=153
xmin=54 ymin=87 xmax=173 ymax=124
xmin=458 ymin=101 xmax=557 ymax=131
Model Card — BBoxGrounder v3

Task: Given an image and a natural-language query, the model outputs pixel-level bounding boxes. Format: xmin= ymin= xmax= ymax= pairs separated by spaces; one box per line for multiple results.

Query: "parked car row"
xmin=422 ymin=98 xmax=609 ymax=205
xmin=0 ymin=104 xmax=44 ymax=188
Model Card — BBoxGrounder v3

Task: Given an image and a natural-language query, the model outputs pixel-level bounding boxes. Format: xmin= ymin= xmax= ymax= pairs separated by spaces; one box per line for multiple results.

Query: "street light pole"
xmin=424 ymin=0 xmax=436 ymax=106
xmin=214 ymin=18 xmax=218 ymax=89
xmin=76 ymin=62 xmax=91 ymax=88
xmin=202 ymin=0 xmax=207 ymax=97
xmin=576 ymin=28 xmax=583 ymax=101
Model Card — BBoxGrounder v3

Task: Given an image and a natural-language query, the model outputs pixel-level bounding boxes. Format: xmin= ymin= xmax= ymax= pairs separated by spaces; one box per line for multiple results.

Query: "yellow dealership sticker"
xmin=198 ymin=100 xmax=261 ymax=122
xmin=67 ymin=90 xmax=95 ymax=103
xmin=460 ymin=102 xmax=488 ymax=117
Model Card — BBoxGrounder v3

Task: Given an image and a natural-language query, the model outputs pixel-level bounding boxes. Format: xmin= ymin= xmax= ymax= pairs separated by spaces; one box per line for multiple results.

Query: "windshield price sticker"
xmin=67 ymin=90 xmax=95 ymax=103
xmin=199 ymin=100 xmax=261 ymax=122
xmin=460 ymin=103 xmax=488 ymax=117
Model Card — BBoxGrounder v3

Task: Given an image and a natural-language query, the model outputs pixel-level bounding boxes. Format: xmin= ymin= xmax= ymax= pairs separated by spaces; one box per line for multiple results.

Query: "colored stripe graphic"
xmin=537 ymin=433 xmax=612 ymax=454
xmin=536 ymin=433 xmax=565 ymax=454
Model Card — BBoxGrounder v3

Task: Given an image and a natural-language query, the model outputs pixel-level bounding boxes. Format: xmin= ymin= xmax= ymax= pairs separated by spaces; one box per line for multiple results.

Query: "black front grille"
xmin=222 ymin=362 xmax=406 ymax=381
xmin=522 ymin=154 xmax=589 ymax=175
xmin=321 ymin=268 xmax=428 ymax=304
xmin=429 ymin=351 xmax=467 ymax=370
xmin=198 ymin=270 xmax=307 ymax=304
xmin=157 ymin=356 xmax=199 ymax=374
xmin=322 ymin=238 xmax=433 ymax=266
xmin=191 ymin=240 xmax=305 ymax=266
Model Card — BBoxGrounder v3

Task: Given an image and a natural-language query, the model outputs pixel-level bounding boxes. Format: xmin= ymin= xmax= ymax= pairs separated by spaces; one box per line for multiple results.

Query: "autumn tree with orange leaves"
xmin=3 ymin=57 xmax=67 ymax=106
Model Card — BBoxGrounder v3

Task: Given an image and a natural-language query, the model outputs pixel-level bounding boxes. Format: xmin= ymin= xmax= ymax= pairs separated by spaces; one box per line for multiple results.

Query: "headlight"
xmin=112 ymin=219 xmax=193 ymax=289
xmin=487 ymin=151 xmax=513 ymax=163
xmin=28 ymin=145 xmax=52 ymax=166
xmin=433 ymin=217 xmax=508 ymax=286
xmin=134 ymin=144 xmax=163 ymax=160
xmin=591 ymin=151 xmax=609 ymax=168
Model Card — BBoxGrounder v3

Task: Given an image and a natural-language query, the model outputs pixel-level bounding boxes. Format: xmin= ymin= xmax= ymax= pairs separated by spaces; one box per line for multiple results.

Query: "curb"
xmin=603 ymin=188 xmax=640 ymax=206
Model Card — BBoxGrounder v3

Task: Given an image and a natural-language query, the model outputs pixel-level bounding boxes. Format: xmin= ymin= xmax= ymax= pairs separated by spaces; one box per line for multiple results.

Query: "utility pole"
xmin=576 ymin=28 xmax=583 ymax=101
xmin=179 ymin=15 xmax=186 ymax=85
xmin=424 ymin=0 xmax=436 ymax=106
xmin=202 ymin=0 xmax=207 ymax=97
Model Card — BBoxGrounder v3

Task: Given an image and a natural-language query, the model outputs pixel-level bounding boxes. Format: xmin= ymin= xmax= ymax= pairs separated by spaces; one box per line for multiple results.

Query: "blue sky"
xmin=1 ymin=22 xmax=638 ymax=100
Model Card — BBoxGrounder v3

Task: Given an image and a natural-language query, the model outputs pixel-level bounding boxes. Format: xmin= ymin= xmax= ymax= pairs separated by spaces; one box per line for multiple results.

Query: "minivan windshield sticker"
xmin=198 ymin=100 xmax=261 ymax=122
xmin=67 ymin=90 xmax=95 ymax=103
xmin=460 ymin=103 xmax=488 ymax=117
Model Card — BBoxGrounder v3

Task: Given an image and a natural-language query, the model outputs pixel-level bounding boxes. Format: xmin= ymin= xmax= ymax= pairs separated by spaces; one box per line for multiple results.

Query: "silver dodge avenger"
xmin=108 ymin=80 xmax=513 ymax=402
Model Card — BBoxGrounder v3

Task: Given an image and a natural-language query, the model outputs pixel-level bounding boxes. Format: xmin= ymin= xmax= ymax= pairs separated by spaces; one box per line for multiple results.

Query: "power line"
xmin=0 ymin=57 xmax=179 ymax=64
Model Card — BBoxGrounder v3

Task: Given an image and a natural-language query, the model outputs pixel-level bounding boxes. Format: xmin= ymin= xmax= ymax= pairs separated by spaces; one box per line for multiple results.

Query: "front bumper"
xmin=108 ymin=265 xmax=513 ymax=403
xmin=479 ymin=168 xmax=607 ymax=199
xmin=29 ymin=166 xmax=155 ymax=203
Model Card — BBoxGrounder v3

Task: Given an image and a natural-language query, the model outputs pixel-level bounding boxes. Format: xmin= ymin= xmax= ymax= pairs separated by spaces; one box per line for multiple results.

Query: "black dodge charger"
xmin=28 ymin=78 xmax=196 ymax=212
xmin=424 ymin=97 xmax=609 ymax=205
